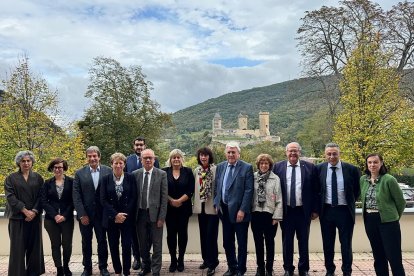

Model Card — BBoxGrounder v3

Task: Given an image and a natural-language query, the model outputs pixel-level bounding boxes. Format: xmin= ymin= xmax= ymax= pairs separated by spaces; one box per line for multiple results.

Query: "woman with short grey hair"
xmin=5 ymin=150 xmax=45 ymax=276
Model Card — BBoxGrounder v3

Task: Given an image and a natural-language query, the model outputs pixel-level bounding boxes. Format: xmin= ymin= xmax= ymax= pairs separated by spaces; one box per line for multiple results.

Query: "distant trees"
xmin=78 ymin=57 xmax=171 ymax=163
xmin=333 ymin=37 xmax=414 ymax=171
xmin=0 ymin=56 xmax=85 ymax=188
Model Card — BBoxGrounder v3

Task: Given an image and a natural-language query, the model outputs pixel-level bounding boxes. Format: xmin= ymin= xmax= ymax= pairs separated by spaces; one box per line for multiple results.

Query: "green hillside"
xmin=170 ymin=75 xmax=335 ymax=143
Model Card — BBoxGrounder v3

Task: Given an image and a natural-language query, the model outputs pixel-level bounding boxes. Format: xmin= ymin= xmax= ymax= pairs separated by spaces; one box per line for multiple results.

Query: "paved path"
xmin=1 ymin=252 xmax=414 ymax=275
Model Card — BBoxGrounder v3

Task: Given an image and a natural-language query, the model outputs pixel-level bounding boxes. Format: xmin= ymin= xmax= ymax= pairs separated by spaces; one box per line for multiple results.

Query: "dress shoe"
xmin=100 ymin=268 xmax=110 ymax=276
xmin=223 ymin=268 xmax=237 ymax=276
xmin=236 ymin=272 xmax=244 ymax=276
xmin=177 ymin=261 xmax=185 ymax=272
xmin=207 ymin=268 xmax=216 ymax=276
xmin=81 ymin=269 xmax=92 ymax=276
xmin=57 ymin=267 xmax=64 ymax=276
xmin=256 ymin=267 xmax=265 ymax=276
xmin=265 ymin=270 xmax=273 ymax=276
xmin=138 ymin=268 xmax=151 ymax=276
xmin=325 ymin=272 xmax=335 ymax=276
xmin=169 ymin=262 xmax=177 ymax=272
xmin=132 ymin=258 xmax=141 ymax=270
xmin=283 ymin=271 xmax=293 ymax=276
xmin=343 ymin=273 xmax=351 ymax=276
xmin=199 ymin=263 xmax=208 ymax=269
xmin=63 ymin=266 xmax=72 ymax=276
xmin=299 ymin=271 xmax=310 ymax=276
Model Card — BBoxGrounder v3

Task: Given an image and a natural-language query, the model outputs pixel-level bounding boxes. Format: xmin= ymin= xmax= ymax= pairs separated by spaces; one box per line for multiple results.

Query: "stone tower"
xmin=212 ymin=113 xmax=222 ymax=133
xmin=238 ymin=113 xmax=248 ymax=130
xmin=259 ymin=111 xmax=270 ymax=136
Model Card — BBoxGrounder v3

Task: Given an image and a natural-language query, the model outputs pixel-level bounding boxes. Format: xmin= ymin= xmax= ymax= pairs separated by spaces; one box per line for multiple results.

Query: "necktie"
xmin=224 ymin=165 xmax=234 ymax=204
xmin=141 ymin=172 xmax=149 ymax=209
xmin=331 ymin=166 xmax=338 ymax=206
xmin=290 ymin=164 xmax=296 ymax=207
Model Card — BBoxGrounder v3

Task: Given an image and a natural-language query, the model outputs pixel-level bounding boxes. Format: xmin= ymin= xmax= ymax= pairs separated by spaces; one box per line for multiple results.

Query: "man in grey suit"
xmin=133 ymin=149 xmax=168 ymax=276
xmin=73 ymin=146 xmax=112 ymax=276
xmin=317 ymin=143 xmax=360 ymax=276
xmin=214 ymin=141 xmax=254 ymax=276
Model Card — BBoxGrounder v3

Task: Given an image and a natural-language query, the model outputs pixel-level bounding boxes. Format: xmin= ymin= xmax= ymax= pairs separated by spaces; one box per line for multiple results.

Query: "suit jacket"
xmin=213 ymin=160 xmax=254 ymax=223
xmin=133 ymin=167 xmax=168 ymax=223
xmin=125 ymin=154 xmax=160 ymax=173
xmin=272 ymin=160 xmax=320 ymax=220
xmin=100 ymin=172 xmax=137 ymax=228
xmin=163 ymin=166 xmax=195 ymax=217
xmin=317 ymin=161 xmax=361 ymax=222
xmin=41 ymin=175 xmax=74 ymax=221
xmin=72 ymin=164 xmax=112 ymax=220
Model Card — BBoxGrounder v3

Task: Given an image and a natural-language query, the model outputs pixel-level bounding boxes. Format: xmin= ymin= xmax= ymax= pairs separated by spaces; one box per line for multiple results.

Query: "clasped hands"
xmin=115 ymin=212 xmax=128 ymax=223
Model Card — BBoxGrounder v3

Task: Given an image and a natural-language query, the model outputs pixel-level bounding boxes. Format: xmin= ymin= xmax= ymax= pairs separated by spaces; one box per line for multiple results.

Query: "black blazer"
xmin=100 ymin=172 xmax=137 ymax=228
xmin=272 ymin=160 xmax=320 ymax=220
xmin=41 ymin=176 xmax=74 ymax=221
xmin=163 ymin=166 xmax=195 ymax=217
xmin=73 ymin=165 xmax=112 ymax=220
xmin=316 ymin=161 xmax=361 ymax=222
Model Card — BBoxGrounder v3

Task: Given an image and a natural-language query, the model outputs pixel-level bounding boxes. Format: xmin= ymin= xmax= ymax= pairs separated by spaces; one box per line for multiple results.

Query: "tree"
xmin=333 ymin=37 xmax=414 ymax=171
xmin=0 ymin=56 xmax=86 ymax=190
xmin=78 ymin=56 xmax=171 ymax=163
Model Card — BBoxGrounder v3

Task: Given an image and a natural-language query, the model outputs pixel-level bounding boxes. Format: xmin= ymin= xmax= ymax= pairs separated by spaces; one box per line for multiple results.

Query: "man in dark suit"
xmin=214 ymin=141 xmax=254 ymax=276
xmin=317 ymin=143 xmax=360 ymax=276
xmin=73 ymin=146 xmax=112 ymax=276
xmin=133 ymin=149 xmax=168 ymax=276
xmin=125 ymin=136 xmax=159 ymax=173
xmin=273 ymin=142 xmax=320 ymax=276
xmin=125 ymin=136 xmax=159 ymax=270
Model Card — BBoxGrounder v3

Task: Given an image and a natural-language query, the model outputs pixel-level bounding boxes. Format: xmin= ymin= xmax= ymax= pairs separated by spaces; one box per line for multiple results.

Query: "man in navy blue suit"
xmin=214 ymin=141 xmax=254 ymax=276
xmin=273 ymin=142 xmax=320 ymax=276
xmin=125 ymin=136 xmax=159 ymax=270
xmin=317 ymin=143 xmax=360 ymax=276
xmin=125 ymin=136 xmax=159 ymax=173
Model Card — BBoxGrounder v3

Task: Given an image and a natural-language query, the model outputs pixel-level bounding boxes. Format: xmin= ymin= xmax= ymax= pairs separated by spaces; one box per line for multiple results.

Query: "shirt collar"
xmin=287 ymin=160 xmax=300 ymax=167
xmin=145 ymin=167 xmax=154 ymax=174
xmin=89 ymin=165 xmax=100 ymax=172
xmin=328 ymin=160 xmax=342 ymax=169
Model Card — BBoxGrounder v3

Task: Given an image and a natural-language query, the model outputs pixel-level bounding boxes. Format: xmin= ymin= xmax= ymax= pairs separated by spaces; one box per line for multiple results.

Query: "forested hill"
xmin=170 ymin=71 xmax=414 ymax=144
xmin=170 ymin=75 xmax=335 ymax=142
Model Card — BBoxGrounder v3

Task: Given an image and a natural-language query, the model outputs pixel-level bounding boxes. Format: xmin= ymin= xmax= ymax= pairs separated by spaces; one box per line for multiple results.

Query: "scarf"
xmin=257 ymin=170 xmax=270 ymax=207
xmin=198 ymin=166 xmax=213 ymax=201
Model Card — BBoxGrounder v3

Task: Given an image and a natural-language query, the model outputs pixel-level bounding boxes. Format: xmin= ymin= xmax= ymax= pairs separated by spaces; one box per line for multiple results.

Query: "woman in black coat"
xmin=163 ymin=149 xmax=195 ymax=273
xmin=101 ymin=153 xmax=137 ymax=276
xmin=41 ymin=158 xmax=74 ymax=276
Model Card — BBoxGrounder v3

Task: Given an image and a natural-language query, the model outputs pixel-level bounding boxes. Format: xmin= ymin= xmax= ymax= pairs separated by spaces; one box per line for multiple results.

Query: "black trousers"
xmin=251 ymin=211 xmax=278 ymax=272
xmin=320 ymin=205 xmax=354 ymax=274
xmin=44 ymin=218 xmax=74 ymax=268
xmin=8 ymin=217 xmax=45 ymax=276
xmin=280 ymin=206 xmax=311 ymax=273
xmin=364 ymin=212 xmax=405 ymax=276
xmin=198 ymin=203 xmax=219 ymax=270
xmin=131 ymin=223 xmax=140 ymax=260
xmin=107 ymin=220 xmax=132 ymax=275
xmin=78 ymin=216 xmax=108 ymax=271
xmin=165 ymin=208 xmax=190 ymax=262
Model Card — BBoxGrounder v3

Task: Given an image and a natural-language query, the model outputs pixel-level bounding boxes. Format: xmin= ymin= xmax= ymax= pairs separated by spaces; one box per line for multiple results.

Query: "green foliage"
xmin=333 ymin=37 xmax=414 ymax=171
xmin=240 ymin=141 xmax=285 ymax=169
xmin=0 ymin=57 xmax=86 ymax=193
xmin=78 ymin=56 xmax=171 ymax=164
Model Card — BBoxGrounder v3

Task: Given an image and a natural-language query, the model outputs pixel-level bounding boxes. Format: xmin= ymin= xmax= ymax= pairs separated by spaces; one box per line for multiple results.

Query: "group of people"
xmin=4 ymin=137 xmax=407 ymax=276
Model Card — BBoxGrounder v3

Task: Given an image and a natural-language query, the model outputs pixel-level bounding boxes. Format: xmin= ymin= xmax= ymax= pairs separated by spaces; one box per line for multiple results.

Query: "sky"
xmin=0 ymin=0 xmax=395 ymax=124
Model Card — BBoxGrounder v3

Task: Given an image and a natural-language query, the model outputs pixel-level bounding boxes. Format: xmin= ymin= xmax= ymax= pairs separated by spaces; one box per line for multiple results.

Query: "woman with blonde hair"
xmin=163 ymin=149 xmax=195 ymax=272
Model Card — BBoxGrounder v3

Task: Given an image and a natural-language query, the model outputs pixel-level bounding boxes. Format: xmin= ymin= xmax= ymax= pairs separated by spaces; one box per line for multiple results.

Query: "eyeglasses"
xmin=142 ymin=156 xmax=154 ymax=160
xmin=53 ymin=166 xmax=64 ymax=170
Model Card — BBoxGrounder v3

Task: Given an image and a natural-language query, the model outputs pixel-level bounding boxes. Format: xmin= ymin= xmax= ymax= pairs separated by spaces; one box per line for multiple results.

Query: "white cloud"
xmin=0 ymin=0 xmax=394 ymax=123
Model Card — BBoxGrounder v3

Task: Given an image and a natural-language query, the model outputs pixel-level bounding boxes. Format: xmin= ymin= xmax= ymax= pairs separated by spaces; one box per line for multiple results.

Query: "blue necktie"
xmin=224 ymin=165 xmax=234 ymax=204
xmin=331 ymin=166 xmax=338 ymax=206
xmin=290 ymin=164 xmax=296 ymax=207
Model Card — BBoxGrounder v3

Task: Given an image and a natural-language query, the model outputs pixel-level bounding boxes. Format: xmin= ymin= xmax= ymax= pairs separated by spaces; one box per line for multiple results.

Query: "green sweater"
xmin=360 ymin=173 xmax=406 ymax=223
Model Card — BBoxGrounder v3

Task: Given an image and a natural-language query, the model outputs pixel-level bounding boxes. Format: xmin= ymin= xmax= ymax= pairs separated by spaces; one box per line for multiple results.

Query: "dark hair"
xmin=47 ymin=158 xmax=68 ymax=172
xmin=364 ymin=153 xmax=387 ymax=176
xmin=196 ymin=147 xmax=214 ymax=165
xmin=133 ymin=136 xmax=146 ymax=145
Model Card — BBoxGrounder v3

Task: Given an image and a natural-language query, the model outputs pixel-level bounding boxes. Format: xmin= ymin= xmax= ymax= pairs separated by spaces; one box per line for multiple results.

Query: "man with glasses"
xmin=317 ymin=143 xmax=360 ymax=276
xmin=133 ymin=149 xmax=168 ymax=276
xmin=125 ymin=136 xmax=159 ymax=270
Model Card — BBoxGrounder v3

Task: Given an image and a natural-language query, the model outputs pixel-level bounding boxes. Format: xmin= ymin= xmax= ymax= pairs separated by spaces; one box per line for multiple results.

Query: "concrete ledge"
xmin=1 ymin=211 xmax=413 ymax=255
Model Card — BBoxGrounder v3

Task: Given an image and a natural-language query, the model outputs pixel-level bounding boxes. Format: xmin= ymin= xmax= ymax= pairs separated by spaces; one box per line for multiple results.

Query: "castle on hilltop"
xmin=212 ymin=112 xmax=280 ymax=145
